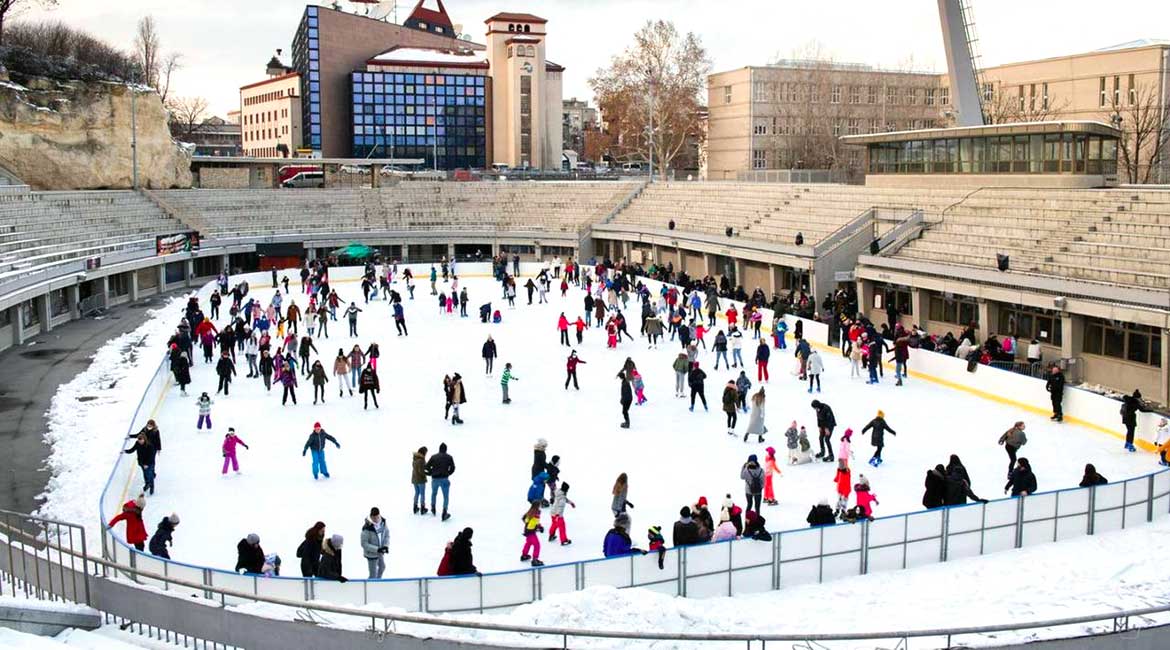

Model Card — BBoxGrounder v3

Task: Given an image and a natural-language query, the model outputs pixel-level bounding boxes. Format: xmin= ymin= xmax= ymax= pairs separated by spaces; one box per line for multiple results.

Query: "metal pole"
xmin=647 ymin=84 xmax=654 ymax=182
xmin=131 ymin=91 xmax=139 ymax=190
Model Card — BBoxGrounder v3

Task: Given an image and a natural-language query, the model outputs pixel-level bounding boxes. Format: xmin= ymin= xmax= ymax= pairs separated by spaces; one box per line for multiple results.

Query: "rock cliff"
xmin=0 ymin=76 xmax=192 ymax=190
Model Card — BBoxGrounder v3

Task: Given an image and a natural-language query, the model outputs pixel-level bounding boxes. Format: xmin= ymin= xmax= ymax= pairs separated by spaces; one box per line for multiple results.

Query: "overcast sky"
xmin=16 ymin=0 xmax=1170 ymax=117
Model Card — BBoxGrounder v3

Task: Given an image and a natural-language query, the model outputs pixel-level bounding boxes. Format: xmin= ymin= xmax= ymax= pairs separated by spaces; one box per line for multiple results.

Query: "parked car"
xmin=281 ymin=171 xmax=324 ymax=188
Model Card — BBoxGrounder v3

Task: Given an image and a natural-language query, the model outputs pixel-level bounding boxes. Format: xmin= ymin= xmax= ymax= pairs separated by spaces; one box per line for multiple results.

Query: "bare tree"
xmin=166 ymin=96 xmax=210 ymax=141
xmin=983 ymin=82 xmax=1067 ymax=124
xmin=134 ymin=15 xmax=182 ymax=102
xmin=0 ymin=0 xmax=57 ymax=46
xmin=1103 ymin=83 xmax=1170 ymax=184
xmin=589 ymin=20 xmax=710 ymax=179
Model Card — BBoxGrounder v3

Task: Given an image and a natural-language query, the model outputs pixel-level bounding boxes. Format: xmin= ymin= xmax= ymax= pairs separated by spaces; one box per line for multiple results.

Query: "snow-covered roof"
xmin=1095 ymin=38 xmax=1170 ymax=51
xmin=371 ymin=47 xmax=486 ymax=65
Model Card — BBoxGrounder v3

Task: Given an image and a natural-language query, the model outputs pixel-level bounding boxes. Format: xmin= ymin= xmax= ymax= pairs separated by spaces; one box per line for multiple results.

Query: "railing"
xmin=5 ymin=506 xmax=1170 ymax=649
xmin=873 ymin=208 xmax=926 ymax=255
xmin=812 ymin=207 xmax=876 ymax=257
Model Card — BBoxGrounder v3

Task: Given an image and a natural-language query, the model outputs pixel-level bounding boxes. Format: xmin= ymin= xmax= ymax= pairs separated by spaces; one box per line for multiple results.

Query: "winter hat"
xmin=648 ymin=525 xmax=662 ymax=537
xmin=811 ymin=400 xmax=821 ymax=408
xmin=697 ymin=496 xmax=708 ymax=508
xmin=842 ymin=428 xmax=853 ymax=441
xmin=313 ymin=422 xmax=322 ymax=428
xmin=858 ymin=475 xmax=870 ymax=487
xmin=560 ymin=482 xmax=570 ymax=494
xmin=550 ymin=455 xmax=560 ymax=465
xmin=722 ymin=495 xmax=734 ymax=511
xmin=818 ymin=497 xmax=830 ymax=506
xmin=679 ymin=506 xmax=692 ymax=518
xmin=535 ymin=438 xmax=548 ymax=450
xmin=745 ymin=510 xmax=758 ymax=523
xmin=748 ymin=454 xmax=758 ymax=463
xmin=614 ymin=513 xmax=631 ymax=531
xmin=331 ymin=534 xmax=344 ymax=548
xmin=168 ymin=513 xmax=180 ymax=525
xmin=877 ymin=410 xmax=885 ymax=419
xmin=246 ymin=533 xmax=260 ymax=545
xmin=134 ymin=494 xmax=146 ymax=509
xmin=765 ymin=446 xmax=776 ymax=457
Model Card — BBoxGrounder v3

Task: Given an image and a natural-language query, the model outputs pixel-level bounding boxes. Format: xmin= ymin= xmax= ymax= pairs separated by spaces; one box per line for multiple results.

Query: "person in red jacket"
xmin=573 ymin=316 xmax=587 ymax=344
xmin=564 ymin=350 xmax=586 ymax=390
xmin=109 ymin=494 xmax=148 ymax=551
xmin=557 ymin=313 xmax=570 ymax=347
xmin=194 ymin=318 xmax=218 ymax=340
xmin=833 ymin=460 xmax=852 ymax=518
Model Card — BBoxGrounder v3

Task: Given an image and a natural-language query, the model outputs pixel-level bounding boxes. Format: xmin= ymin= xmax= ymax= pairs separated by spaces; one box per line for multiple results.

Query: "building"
xmin=706 ymin=61 xmax=945 ymax=181
xmin=171 ymin=116 xmax=242 ymax=157
xmin=239 ymin=56 xmax=303 ymax=158
xmin=288 ymin=1 xmax=563 ymax=169
xmin=972 ymin=40 xmax=1170 ymax=184
xmin=563 ymin=97 xmax=597 ymax=156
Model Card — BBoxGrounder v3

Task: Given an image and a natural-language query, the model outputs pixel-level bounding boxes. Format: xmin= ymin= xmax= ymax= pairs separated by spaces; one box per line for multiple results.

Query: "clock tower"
xmin=484 ymin=12 xmax=562 ymax=170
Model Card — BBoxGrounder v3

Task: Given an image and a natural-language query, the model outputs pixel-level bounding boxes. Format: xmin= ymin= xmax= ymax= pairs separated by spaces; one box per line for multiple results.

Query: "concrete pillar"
xmin=185 ymin=259 xmax=196 ymax=287
xmin=221 ymin=254 xmax=231 ymax=274
xmin=534 ymin=244 xmax=543 ymax=261
xmin=767 ymin=264 xmax=777 ymax=296
xmin=621 ymin=241 xmax=632 ymax=265
xmin=68 ymin=285 xmax=80 ymax=320
xmin=910 ymin=288 xmax=927 ymax=328
xmin=976 ymin=299 xmax=991 ymax=338
xmin=370 ymin=168 xmax=380 ymax=188
xmin=38 ymin=294 xmax=52 ymax=333
xmin=157 ymin=265 xmax=167 ymax=293
xmin=983 ymin=300 xmax=1001 ymax=337
xmin=99 ymin=276 xmax=110 ymax=301
xmin=733 ymin=258 xmax=744 ymax=290
xmin=12 ymin=305 xmax=25 ymax=345
xmin=447 ymin=243 xmax=456 ymax=262
xmin=129 ymin=272 xmax=140 ymax=302
xmin=700 ymin=253 xmax=710 ymax=278
xmin=856 ymin=278 xmax=875 ymax=318
xmin=306 ymin=247 xmax=317 ymax=262
xmin=1160 ymin=329 xmax=1170 ymax=404
xmin=1060 ymin=313 xmax=1084 ymax=361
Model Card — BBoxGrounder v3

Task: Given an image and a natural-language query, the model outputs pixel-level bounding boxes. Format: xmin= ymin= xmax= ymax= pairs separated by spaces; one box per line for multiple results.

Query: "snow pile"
xmin=35 ymin=296 xmax=186 ymax=538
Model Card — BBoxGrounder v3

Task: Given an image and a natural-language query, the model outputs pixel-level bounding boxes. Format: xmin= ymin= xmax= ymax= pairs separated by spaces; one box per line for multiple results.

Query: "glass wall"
xmin=867 ymin=132 xmax=1118 ymax=176
xmin=1083 ymin=318 xmax=1162 ymax=367
xmin=350 ymin=70 xmax=487 ymax=170
xmin=292 ymin=6 xmax=321 ymax=151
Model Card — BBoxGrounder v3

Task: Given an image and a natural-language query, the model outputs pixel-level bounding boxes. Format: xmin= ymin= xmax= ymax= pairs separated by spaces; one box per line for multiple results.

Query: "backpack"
xmin=748 ymin=469 xmax=763 ymax=494
xmin=436 ymin=543 xmax=452 ymax=576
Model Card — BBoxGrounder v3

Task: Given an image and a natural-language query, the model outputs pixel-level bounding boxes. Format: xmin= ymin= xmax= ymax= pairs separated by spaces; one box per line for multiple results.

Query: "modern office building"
xmin=285 ymin=1 xmax=563 ymax=169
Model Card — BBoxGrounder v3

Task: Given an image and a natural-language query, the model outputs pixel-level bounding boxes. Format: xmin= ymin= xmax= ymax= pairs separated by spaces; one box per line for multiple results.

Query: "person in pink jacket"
xmin=854 ymin=474 xmax=878 ymax=518
xmin=763 ymin=447 xmax=783 ymax=505
xmin=838 ymin=428 xmax=854 ymax=468
xmin=221 ymin=428 xmax=250 ymax=475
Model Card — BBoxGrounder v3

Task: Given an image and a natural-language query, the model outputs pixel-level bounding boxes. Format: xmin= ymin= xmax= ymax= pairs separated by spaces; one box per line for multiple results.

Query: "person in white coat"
xmin=806 ymin=349 xmax=824 ymax=393
xmin=742 ymin=388 xmax=767 ymax=443
xmin=360 ymin=507 xmax=389 ymax=579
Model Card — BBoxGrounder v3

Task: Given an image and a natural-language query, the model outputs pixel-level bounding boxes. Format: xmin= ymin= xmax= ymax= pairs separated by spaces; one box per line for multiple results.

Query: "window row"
xmin=1083 ymin=318 xmax=1162 ymax=367
xmin=867 ymin=134 xmax=1119 ymax=175
xmin=354 ymin=73 xmax=485 ymax=86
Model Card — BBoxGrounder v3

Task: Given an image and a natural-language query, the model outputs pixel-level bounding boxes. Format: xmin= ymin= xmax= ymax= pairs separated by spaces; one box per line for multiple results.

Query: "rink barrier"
xmin=93 ymin=267 xmax=1170 ymax=613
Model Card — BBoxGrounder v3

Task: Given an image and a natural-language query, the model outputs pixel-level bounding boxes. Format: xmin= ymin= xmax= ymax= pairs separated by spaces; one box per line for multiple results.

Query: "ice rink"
xmin=111 ymin=270 xmax=1156 ymax=578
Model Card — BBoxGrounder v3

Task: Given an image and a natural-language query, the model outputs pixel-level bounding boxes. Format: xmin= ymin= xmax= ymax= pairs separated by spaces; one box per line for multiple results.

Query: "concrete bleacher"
xmin=155 ymin=181 xmax=641 ymax=240
xmin=0 ymin=191 xmax=186 ymax=279
xmin=893 ymin=188 xmax=1170 ymax=289
xmin=610 ymin=182 xmax=965 ymax=246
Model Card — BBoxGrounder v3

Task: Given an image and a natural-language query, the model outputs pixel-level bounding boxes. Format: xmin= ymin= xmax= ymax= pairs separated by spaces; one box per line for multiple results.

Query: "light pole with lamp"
xmin=647 ymin=77 xmax=657 ymax=182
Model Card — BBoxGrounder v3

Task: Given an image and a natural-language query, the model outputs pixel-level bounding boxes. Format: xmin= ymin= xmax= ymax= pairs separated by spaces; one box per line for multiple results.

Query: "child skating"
xmin=520 ymin=502 xmax=544 ymax=567
xmin=221 ymin=428 xmax=249 ymax=475
xmin=833 ymin=459 xmax=852 ymax=518
xmin=763 ymin=446 xmax=782 ymax=505
xmin=500 ymin=363 xmax=518 ymax=404
xmin=196 ymin=392 xmax=213 ymax=431
xmin=549 ymin=482 xmax=575 ymax=546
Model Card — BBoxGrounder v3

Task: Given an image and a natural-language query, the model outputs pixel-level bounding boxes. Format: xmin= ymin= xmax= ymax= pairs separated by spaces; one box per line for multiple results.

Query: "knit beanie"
xmin=246 ymin=533 xmax=260 ymax=545
xmin=679 ymin=506 xmax=692 ymax=518
xmin=134 ymin=494 xmax=146 ymax=510
xmin=331 ymin=534 xmax=344 ymax=548
xmin=168 ymin=513 xmax=180 ymax=525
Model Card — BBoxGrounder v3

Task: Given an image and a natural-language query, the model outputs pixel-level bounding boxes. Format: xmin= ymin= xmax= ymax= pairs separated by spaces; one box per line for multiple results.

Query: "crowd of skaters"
xmin=107 ymin=256 xmax=1170 ymax=583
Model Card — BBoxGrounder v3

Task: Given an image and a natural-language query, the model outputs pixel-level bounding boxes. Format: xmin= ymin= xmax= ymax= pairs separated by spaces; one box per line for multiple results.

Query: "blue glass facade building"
xmin=291 ymin=6 xmax=322 ymax=151
xmin=350 ymin=70 xmax=487 ymax=169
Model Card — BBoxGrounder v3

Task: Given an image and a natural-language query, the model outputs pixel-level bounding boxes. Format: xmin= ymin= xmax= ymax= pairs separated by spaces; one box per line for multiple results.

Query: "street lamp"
xmin=647 ymin=78 xmax=657 ymax=182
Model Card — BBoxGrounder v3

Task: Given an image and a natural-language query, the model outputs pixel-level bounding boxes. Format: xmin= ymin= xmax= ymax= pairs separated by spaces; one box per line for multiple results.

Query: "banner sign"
xmin=156 ymin=231 xmax=201 ymax=255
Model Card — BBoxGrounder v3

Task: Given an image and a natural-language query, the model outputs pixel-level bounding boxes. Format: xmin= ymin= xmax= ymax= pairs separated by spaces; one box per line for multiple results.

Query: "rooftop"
xmin=370 ymin=46 xmax=487 ymax=66
xmin=485 ymin=12 xmax=547 ymax=24
xmin=839 ymin=120 xmax=1121 ymax=145
xmin=1095 ymin=38 xmax=1170 ymax=51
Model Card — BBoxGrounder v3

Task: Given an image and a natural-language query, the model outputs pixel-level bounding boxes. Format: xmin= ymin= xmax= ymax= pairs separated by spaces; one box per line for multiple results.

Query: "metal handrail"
xmin=2 ymin=509 xmax=1169 ymax=645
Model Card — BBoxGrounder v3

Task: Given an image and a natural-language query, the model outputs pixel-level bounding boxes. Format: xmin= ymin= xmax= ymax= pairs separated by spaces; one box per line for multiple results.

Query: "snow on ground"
xmin=36 ymin=296 xmax=189 ymax=537
xmin=0 ymin=625 xmax=182 ymax=650
xmin=0 ymin=592 xmax=95 ymax=614
xmin=225 ymin=520 xmax=1170 ymax=649
xmin=84 ymin=271 xmax=1157 ymax=579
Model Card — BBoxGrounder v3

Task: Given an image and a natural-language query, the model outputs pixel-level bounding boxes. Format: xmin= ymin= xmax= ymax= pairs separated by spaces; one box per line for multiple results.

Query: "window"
xmin=787 ymin=82 xmax=799 ymax=102
xmin=886 ymin=86 xmax=897 ymax=105
xmin=1018 ymin=85 xmax=1025 ymax=112
xmin=1099 ymin=76 xmax=1107 ymax=107
xmin=906 ymin=87 xmax=917 ymax=105
xmin=830 ymin=85 xmax=841 ymax=104
xmin=929 ymin=294 xmax=978 ymax=326
xmin=1113 ymin=75 xmax=1120 ymax=106
xmin=846 ymin=118 xmax=860 ymax=135
xmin=753 ymin=81 xmax=769 ymax=102
xmin=869 ymin=118 xmax=881 ymax=134
xmin=940 ymin=86 xmax=950 ymax=106
xmin=872 ymin=283 xmax=912 ymax=316
xmin=1084 ymin=318 xmax=1162 ymax=367
xmin=723 ymin=85 xmax=732 ymax=104
xmin=1128 ymin=74 xmax=1136 ymax=105
xmin=1029 ymin=83 xmax=1036 ymax=111
xmin=809 ymin=84 xmax=819 ymax=103
xmin=998 ymin=306 xmax=1062 ymax=345
xmin=925 ymin=88 xmax=935 ymax=106
xmin=982 ymin=82 xmax=994 ymax=103
xmin=752 ymin=149 xmax=766 ymax=169
xmin=832 ymin=120 xmax=842 ymax=137
xmin=868 ymin=86 xmax=878 ymax=104
xmin=848 ymin=85 xmax=859 ymax=104
xmin=1042 ymin=82 xmax=1049 ymax=110
xmin=753 ymin=121 xmax=767 ymax=135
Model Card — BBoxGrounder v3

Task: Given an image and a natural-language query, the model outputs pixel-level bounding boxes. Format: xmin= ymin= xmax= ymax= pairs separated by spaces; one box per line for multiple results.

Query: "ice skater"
xmin=500 ymin=363 xmax=518 ymax=404
xmin=863 ymin=411 xmax=896 ymax=467
xmin=196 ymin=392 xmax=213 ymax=431
xmin=221 ymin=428 xmax=249 ymax=475
xmin=302 ymin=422 xmax=340 ymax=480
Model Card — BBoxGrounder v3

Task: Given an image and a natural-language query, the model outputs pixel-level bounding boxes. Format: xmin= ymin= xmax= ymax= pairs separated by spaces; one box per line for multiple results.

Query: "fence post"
xmin=79 ymin=526 xmax=91 ymax=606
xmin=771 ymin=534 xmax=780 ymax=589
xmin=1122 ymin=481 xmax=1128 ymax=528
xmin=1088 ymin=486 xmax=1096 ymax=535
xmin=727 ymin=541 xmax=733 ymax=596
xmin=1148 ymin=475 xmax=1155 ymax=523
xmin=940 ymin=508 xmax=950 ymax=562
xmin=1014 ymin=497 xmax=1025 ymax=549
xmin=859 ymin=520 xmax=869 ymax=575
xmin=679 ymin=547 xmax=687 ymax=597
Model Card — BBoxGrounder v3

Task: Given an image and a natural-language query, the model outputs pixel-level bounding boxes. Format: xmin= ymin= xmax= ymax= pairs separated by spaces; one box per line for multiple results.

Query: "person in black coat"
xmin=148 ymin=514 xmax=179 ymax=559
xmin=1045 ymin=365 xmax=1066 ymax=422
xmin=358 ymin=364 xmax=380 ymax=410
xmin=618 ymin=371 xmax=633 ymax=429
xmin=1120 ymin=389 xmax=1151 ymax=452
xmin=482 ymin=336 xmax=498 ymax=375
xmin=317 ymin=535 xmax=346 ymax=581
xmin=672 ymin=507 xmax=702 ymax=546
xmin=124 ymin=432 xmax=159 ymax=495
xmin=806 ymin=500 xmax=836 ymax=527
xmin=531 ymin=439 xmax=547 ymax=479
xmin=811 ymin=400 xmax=837 ymax=462
xmin=862 ymin=411 xmax=897 ymax=466
xmin=1079 ymin=463 xmax=1108 ymax=487
xmin=170 ymin=348 xmax=191 ymax=395
xmin=235 ymin=534 xmax=265 ymax=574
xmin=296 ymin=522 xmax=325 ymax=577
xmin=687 ymin=364 xmax=707 ymax=411
xmin=922 ymin=465 xmax=948 ymax=509
xmin=1005 ymin=458 xmax=1037 ymax=497
xmin=449 ymin=527 xmax=478 ymax=575
xmin=215 ymin=352 xmax=236 ymax=395
xmin=943 ymin=457 xmax=986 ymax=506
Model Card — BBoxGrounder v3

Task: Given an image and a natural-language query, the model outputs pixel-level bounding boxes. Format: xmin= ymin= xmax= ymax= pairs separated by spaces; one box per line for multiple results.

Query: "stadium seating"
xmin=154 ymin=181 xmax=642 ymax=240
xmin=0 ymin=190 xmax=186 ymax=279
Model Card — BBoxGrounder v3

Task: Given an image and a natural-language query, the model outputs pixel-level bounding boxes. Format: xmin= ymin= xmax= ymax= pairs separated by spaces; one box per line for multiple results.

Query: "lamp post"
xmin=131 ymin=89 xmax=138 ymax=189
xmin=647 ymin=78 xmax=657 ymax=182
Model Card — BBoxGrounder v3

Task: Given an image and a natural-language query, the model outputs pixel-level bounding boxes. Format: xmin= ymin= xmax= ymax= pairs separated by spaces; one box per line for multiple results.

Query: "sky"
xmin=15 ymin=0 xmax=1170 ymax=118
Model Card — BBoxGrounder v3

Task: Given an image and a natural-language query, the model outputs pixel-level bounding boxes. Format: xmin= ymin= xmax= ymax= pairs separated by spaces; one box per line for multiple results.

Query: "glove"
xmin=378 ymin=546 xmax=388 ymax=554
